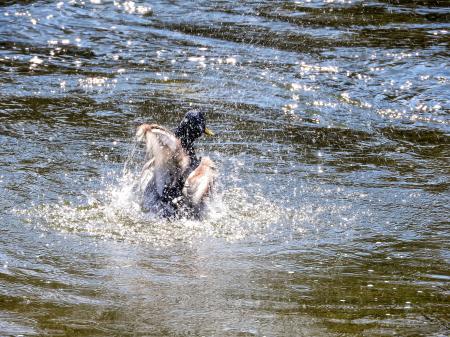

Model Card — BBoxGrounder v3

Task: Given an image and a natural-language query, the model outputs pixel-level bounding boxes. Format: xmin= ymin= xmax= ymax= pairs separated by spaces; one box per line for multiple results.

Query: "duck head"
xmin=175 ymin=111 xmax=213 ymax=149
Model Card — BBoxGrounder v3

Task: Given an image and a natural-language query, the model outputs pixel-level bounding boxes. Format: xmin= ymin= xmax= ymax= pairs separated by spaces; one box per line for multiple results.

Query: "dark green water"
xmin=0 ymin=1 xmax=449 ymax=336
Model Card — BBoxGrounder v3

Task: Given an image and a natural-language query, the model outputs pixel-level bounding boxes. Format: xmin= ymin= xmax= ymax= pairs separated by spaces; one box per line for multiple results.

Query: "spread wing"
xmin=136 ymin=123 xmax=190 ymax=200
xmin=136 ymin=124 xmax=179 ymax=155
xmin=183 ymin=157 xmax=216 ymax=206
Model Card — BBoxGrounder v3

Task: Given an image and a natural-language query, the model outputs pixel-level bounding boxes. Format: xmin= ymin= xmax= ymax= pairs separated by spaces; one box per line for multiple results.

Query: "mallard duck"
xmin=136 ymin=111 xmax=216 ymax=219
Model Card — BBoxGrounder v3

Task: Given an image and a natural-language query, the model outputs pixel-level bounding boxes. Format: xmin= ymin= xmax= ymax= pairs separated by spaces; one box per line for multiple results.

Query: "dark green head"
xmin=175 ymin=111 xmax=213 ymax=149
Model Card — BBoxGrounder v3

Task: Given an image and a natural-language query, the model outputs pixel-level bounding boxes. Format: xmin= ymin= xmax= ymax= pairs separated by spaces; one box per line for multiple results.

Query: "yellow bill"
xmin=204 ymin=127 xmax=215 ymax=136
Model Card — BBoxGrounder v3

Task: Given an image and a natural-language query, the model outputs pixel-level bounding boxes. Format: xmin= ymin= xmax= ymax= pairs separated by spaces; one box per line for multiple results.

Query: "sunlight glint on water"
xmin=1 ymin=0 xmax=448 ymax=335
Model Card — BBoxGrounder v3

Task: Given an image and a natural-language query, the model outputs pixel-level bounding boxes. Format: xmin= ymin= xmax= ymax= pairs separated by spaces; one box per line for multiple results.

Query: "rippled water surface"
xmin=1 ymin=1 xmax=449 ymax=336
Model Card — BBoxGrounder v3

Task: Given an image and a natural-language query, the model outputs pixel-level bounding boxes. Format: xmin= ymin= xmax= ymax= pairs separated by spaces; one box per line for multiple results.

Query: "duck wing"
xmin=183 ymin=156 xmax=216 ymax=206
xmin=137 ymin=124 xmax=180 ymax=155
xmin=136 ymin=124 xmax=191 ymax=211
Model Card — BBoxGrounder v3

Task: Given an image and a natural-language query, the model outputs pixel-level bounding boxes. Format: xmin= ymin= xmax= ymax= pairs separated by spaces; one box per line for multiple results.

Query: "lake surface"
xmin=0 ymin=1 xmax=449 ymax=336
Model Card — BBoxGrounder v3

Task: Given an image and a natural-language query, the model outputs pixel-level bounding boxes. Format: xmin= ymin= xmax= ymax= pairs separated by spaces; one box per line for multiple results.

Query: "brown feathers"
xmin=183 ymin=157 xmax=217 ymax=206
xmin=136 ymin=122 xmax=216 ymax=219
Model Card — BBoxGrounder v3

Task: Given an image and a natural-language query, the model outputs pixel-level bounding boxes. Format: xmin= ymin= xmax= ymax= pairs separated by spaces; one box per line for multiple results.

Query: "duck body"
xmin=136 ymin=112 xmax=216 ymax=219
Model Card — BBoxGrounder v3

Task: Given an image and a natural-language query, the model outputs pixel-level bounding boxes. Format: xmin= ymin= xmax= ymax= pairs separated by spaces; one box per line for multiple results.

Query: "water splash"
xmin=13 ymin=139 xmax=359 ymax=247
